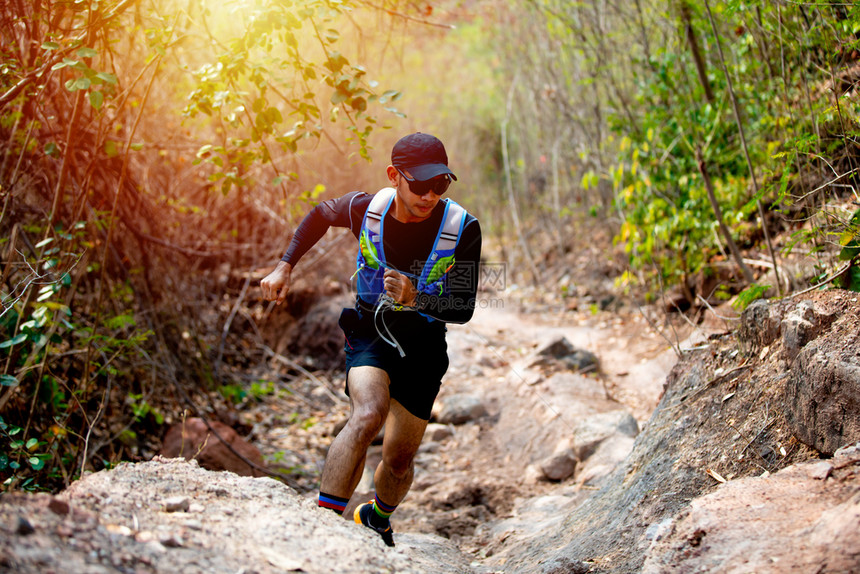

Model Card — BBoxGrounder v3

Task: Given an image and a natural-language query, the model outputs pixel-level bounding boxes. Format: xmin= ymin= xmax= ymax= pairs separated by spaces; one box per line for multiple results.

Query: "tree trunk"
xmin=679 ymin=0 xmax=715 ymax=104
xmin=502 ymin=76 xmax=540 ymax=287
xmin=697 ymin=148 xmax=755 ymax=285
xmin=703 ymin=0 xmax=782 ymax=295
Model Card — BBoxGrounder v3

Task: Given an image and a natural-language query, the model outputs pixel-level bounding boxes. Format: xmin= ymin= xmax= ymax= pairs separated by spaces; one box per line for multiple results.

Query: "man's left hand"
xmin=383 ymin=269 xmax=417 ymax=307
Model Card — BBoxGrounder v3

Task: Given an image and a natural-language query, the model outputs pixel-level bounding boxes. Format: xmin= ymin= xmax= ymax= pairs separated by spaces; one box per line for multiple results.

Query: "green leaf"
xmin=44 ymin=142 xmax=58 ymax=157
xmin=325 ymin=52 xmax=349 ymax=74
xmin=104 ymin=314 xmax=136 ymax=330
xmin=383 ymin=106 xmax=406 ymax=119
xmin=37 ymin=288 xmax=55 ymax=302
xmin=89 ymin=90 xmax=104 ymax=110
xmin=28 ymin=457 xmax=45 ymax=471
xmin=130 ymin=143 xmax=144 ymax=151
xmin=104 ymin=140 xmax=118 ymax=158
xmin=380 ymin=90 xmax=401 ymax=103
xmin=42 ymin=42 xmax=60 ymax=50
xmin=838 ymin=208 xmax=860 ymax=261
xmin=77 ymin=47 xmax=98 ymax=58
xmin=96 ymin=72 xmax=117 ymax=85
xmin=840 ymin=245 xmax=860 ymax=261
xmin=65 ymin=77 xmax=91 ymax=91
xmin=331 ymin=87 xmax=350 ymax=105
xmin=0 ymin=375 xmax=18 ymax=387
xmin=732 ymin=284 xmax=771 ymax=311
xmin=51 ymin=59 xmax=76 ymax=71
xmin=35 ymin=296 xmax=53 ymax=314
xmin=0 ymin=333 xmax=28 ymax=349
xmin=25 ymin=438 xmax=38 ymax=450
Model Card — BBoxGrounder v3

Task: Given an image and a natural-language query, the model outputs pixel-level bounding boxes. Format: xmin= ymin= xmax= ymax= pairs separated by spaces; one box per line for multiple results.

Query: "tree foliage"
xmin=489 ymin=0 xmax=860 ymax=300
xmin=0 ymin=0 xmax=408 ymax=491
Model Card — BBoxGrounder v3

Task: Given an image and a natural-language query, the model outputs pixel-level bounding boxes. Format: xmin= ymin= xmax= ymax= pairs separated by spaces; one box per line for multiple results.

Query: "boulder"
xmin=737 ymin=299 xmax=781 ymax=353
xmin=433 ymin=394 xmax=488 ymax=425
xmin=735 ymin=296 xmax=859 ymax=455
xmin=539 ymin=451 xmax=577 ymax=482
xmin=785 ymin=340 xmax=860 ymax=456
xmin=780 ymin=299 xmax=838 ymax=362
xmin=425 ymin=423 xmax=454 ymax=442
xmin=160 ymin=418 xmax=265 ymax=477
xmin=574 ymin=435 xmax=636 ymax=486
xmin=641 ymin=443 xmax=860 ymax=573
xmin=537 ymin=337 xmax=577 ymax=359
xmin=569 ymin=410 xmax=639 ymax=462
xmin=536 ymin=410 xmax=638 ymax=483
xmin=287 ymin=292 xmax=353 ymax=370
xmin=534 ymin=337 xmax=600 ymax=373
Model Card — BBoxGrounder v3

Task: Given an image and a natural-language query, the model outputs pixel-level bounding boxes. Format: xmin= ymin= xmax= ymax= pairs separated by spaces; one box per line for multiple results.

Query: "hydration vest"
xmin=355 ymin=187 xmax=467 ymax=310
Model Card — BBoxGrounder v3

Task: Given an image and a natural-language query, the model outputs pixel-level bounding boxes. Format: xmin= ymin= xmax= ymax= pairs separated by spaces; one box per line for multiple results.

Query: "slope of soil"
xmin=1 ymin=290 xmax=859 ymax=573
xmin=483 ymin=290 xmax=860 ymax=573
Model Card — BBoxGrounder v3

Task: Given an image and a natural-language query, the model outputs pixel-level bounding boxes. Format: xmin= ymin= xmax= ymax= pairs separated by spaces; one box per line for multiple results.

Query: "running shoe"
xmin=354 ymin=501 xmax=395 ymax=547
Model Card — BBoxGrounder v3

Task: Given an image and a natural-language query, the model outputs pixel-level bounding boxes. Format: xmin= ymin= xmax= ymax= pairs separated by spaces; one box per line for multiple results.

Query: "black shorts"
xmin=338 ymin=305 xmax=449 ymax=420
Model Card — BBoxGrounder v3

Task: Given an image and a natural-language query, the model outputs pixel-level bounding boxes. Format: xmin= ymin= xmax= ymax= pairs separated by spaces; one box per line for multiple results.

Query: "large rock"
xmin=484 ymin=292 xmax=860 ymax=574
xmin=780 ymin=299 xmax=838 ymax=362
xmin=739 ymin=296 xmax=838 ymax=361
xmin=0 ymin=458 xmax=475 ymax=573
xmin=160 ymin=418 xmax=266 ymax=477
xmin=536 ymin=410 xmax=638 ymax=483
xmin=737 ymin=299 xmax=781 ymax=353
xmin=641 ymin=442 xmax=860 ymax=573
xmin=433 ymin=394 xmax=488 ymax=425
xmin=287 ymin=292 xmax=352 ymax=370
xmin=539 ymin=451 xmax=578 ymax=482
xmin=785 ymin=326 xmax=860 ymax=455
xmin=534 ymin=337 xmax=600 ymax=373
xmin=574 ymin=435 xmax=637 ymax=486
xmin=567 ymin=409 xmax=639 ymax=462
xmin=735 ymin=295 xmax=858 ymax=455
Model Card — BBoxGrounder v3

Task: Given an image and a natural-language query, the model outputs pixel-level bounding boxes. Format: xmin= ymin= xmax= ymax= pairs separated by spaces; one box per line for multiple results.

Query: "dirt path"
xmin=447 ymin=300 xmax=680 ymax=419
xmin=352 ymin=297 xmax=685 ymax=561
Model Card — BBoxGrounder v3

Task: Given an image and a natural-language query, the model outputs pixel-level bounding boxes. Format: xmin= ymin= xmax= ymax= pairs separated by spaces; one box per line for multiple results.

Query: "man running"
xmin=261 ymin=133 xmax=482 ymax=547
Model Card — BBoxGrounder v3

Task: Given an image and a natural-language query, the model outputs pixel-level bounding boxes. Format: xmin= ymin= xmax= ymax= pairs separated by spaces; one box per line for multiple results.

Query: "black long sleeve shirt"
xmin=282 ymin=191 xmax=482 ymax=324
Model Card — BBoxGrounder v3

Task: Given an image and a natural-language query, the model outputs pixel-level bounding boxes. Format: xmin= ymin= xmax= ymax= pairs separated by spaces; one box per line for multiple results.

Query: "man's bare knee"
xmin=347 ymin=408 xmax=386 ymax=445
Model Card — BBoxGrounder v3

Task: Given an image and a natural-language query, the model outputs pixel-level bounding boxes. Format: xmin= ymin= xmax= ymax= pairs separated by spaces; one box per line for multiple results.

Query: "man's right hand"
xmin=261 ymin=261 xmax=292 ymax=305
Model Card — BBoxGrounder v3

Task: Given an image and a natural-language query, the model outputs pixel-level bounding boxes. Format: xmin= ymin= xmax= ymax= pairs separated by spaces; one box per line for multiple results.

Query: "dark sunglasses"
xmin=396 ymin=168 xmax=451 ymax=197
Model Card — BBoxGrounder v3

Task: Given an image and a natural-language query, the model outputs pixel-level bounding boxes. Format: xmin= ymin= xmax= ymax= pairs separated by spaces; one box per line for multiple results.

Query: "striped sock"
xmin=318 ymin=492 xmax=349 ymax=515
xmin=372 ymin=494 xmax=397 ymax=523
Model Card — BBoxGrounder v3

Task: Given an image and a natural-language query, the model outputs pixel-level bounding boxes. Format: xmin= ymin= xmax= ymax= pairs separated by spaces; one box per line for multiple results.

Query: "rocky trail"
xmin=1 ymin=290 xmax=859 ymax=573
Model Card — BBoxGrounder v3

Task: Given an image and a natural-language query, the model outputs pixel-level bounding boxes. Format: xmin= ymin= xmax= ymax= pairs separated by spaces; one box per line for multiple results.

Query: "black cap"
xmin=391 ymin=133 xmax=457 ymax=182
